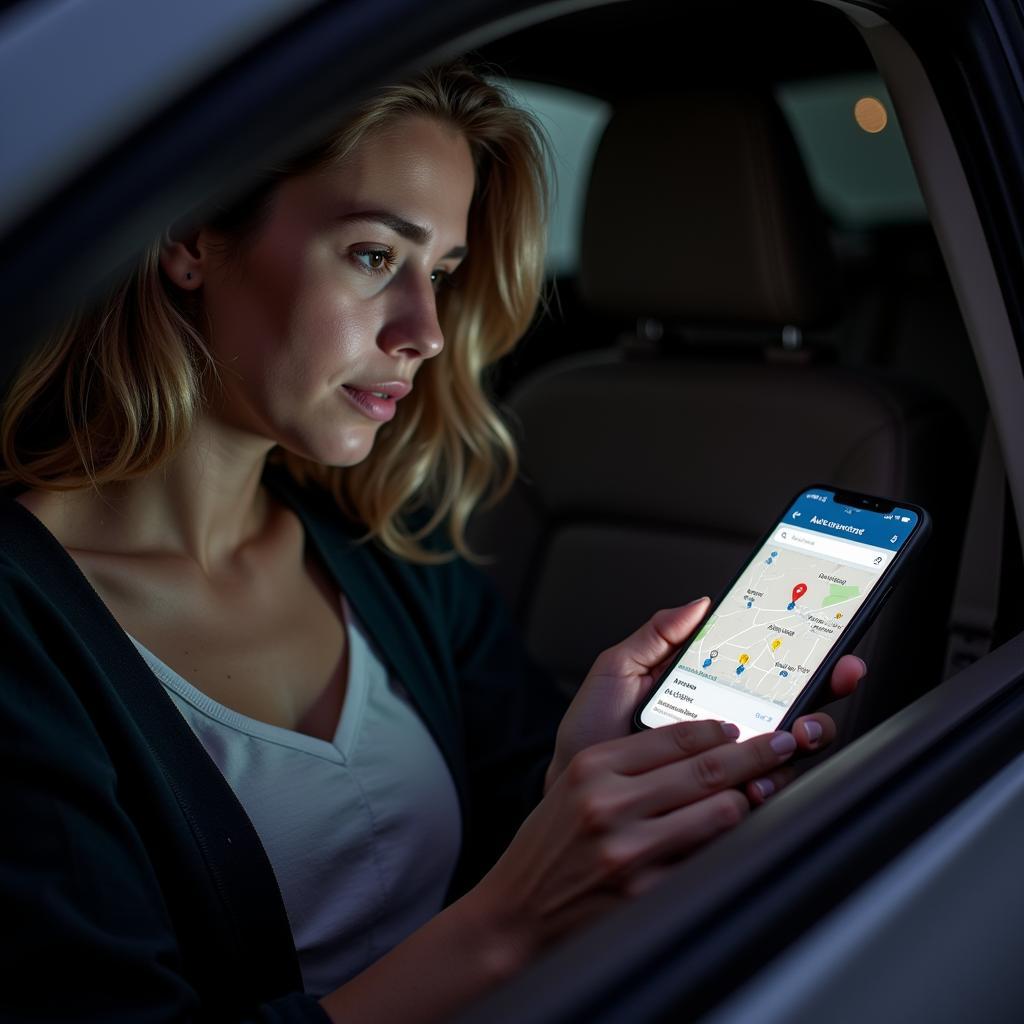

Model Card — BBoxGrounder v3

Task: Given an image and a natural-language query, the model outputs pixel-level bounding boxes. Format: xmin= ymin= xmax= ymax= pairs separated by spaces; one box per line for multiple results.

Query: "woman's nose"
xmin=378 ymin=271 xmax=445 ymax=361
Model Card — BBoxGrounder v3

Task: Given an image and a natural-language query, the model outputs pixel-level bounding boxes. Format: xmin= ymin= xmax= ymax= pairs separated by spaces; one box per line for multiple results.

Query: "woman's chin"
xmin=306 ymin=426 xmax=381 ymax=468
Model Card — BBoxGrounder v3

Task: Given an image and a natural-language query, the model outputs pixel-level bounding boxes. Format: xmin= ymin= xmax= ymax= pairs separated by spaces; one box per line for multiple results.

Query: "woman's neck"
xmin=15 ymin=415 xmax=279 ymax=578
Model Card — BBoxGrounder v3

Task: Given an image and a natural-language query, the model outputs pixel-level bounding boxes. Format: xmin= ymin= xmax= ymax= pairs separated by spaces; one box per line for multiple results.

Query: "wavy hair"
xmin=0 ymin=62 xmax=550 ymax=562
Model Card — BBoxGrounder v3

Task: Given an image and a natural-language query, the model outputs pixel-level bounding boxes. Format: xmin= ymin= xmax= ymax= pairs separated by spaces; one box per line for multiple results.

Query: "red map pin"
xmin=792 ymin=582 xmax=807 ymax=603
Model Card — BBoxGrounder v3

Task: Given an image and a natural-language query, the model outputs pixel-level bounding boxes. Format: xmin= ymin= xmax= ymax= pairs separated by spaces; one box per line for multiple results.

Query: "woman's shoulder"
xmin=0 ymin=490 xmax=102 ymax=620
xmin=1 ymin=485 xmax=94 ymax=554
xmin=0 ymin=490 xmax=55 ymax=570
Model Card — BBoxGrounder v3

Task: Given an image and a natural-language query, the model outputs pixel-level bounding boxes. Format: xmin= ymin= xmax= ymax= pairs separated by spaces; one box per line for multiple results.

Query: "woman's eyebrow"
xmin=339 ymin=210 xmax=429 ymax=243
xmin=337 ymin=210 xmax=467 ymax=259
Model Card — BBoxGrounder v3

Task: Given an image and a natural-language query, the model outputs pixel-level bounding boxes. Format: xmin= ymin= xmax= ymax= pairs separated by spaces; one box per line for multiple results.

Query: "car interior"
xmin=456 ymin=3 xmax=1024 ymax=1019
xmin=3 ymin=0 xmax=1023 ymax=1021
xmin=468 ymin=0 xmax=991 ymax=743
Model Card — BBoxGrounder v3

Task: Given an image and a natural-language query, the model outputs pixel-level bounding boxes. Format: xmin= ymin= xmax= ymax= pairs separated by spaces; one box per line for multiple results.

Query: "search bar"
xmin=772 ymin=526 xmax=892 ymax=570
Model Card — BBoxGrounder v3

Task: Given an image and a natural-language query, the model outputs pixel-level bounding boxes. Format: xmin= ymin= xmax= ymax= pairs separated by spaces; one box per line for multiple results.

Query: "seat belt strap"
xmin=944 ymin=417 xmax=1004 ymax=677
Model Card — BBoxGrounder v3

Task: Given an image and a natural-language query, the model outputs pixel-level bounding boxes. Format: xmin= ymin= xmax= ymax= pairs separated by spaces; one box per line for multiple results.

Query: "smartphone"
xmin=633 ymin=485 xmax=930 ymax=740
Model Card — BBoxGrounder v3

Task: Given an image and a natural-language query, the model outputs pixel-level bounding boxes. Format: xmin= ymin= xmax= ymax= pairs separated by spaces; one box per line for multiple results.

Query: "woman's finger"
xmin=578 ymin=717 xmax=738 ymax=778
xmin=629 ymin=788 xmax=752 ymax=864
xmin=624 ymin=728 xmax=799 ymax=817
xmin=745 ymin=766 xmax=797 ymax=805
xmin=590 ymin=597 xmax=711 ymax=679
xmin=791 ymin=713 xmax=837 ymax=751
xmin=829 ymin=654 xmax=866 ymax=698
xmin=622 ymin=864 xmax=673 ymax=899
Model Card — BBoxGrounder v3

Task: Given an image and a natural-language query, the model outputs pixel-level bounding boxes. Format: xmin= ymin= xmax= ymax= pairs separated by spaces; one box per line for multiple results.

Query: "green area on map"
xmin=822 ymin=584 xmax=859 ymax=607
xmin=694 ymin=615 xmax=717 ymax=641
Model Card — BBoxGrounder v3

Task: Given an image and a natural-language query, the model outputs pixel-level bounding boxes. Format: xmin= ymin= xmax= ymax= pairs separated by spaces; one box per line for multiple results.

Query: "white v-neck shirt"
xmin=127 ymin=600 xmax=462 ymax=998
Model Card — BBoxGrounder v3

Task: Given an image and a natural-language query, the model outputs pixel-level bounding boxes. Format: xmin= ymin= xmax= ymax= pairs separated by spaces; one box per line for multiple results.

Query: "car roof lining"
xmin=477 ymin=0 xmax=874 ymax=101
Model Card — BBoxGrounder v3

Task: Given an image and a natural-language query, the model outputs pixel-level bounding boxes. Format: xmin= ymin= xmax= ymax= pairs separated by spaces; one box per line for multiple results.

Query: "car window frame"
xmin=4 ymin=0 xmax=1024 ymax=1020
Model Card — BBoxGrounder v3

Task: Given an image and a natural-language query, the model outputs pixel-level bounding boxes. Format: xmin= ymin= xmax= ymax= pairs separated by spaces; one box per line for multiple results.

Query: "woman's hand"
xmin=456 ymin=602 xmax=867 ymax=959
xmin=545 ymin=597 xmax=866 ymax=793
xmin=324 ymin=715 xmax=807 ymax=1023
xmin=469 ymin=717 xmax=801 ymax=957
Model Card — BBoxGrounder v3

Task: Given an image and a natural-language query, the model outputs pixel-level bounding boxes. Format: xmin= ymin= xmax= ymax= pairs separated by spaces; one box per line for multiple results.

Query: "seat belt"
xmin=943 ymin=418 xmax=1005 ymax=677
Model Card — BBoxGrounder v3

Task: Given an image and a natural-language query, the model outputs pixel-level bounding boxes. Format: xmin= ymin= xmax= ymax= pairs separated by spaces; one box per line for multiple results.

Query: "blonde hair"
xmin=0 ymin=62 xmax=550 ymax=562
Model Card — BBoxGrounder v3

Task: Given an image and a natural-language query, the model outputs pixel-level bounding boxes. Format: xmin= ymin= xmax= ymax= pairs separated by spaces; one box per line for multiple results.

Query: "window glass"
xmin=775 ymin=71 xmax=926 ymax=226
xmin=501 ymin=72 xmax=924 ymax=275
xmin=500 ymin=80 xmax=611 ymax=274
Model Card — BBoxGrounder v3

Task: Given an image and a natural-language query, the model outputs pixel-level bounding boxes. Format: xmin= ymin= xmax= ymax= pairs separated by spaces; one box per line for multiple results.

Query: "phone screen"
xmin=637 ymin=488 xmax=921 ymax=739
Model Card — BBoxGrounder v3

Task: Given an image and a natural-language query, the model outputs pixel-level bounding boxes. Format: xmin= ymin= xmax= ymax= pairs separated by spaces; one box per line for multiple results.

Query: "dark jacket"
xmin=0 ymin=463 xmax=565 ymax=1022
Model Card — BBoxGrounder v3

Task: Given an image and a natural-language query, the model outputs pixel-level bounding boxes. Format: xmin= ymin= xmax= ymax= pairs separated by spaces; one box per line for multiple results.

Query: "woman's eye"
xmin=351 ymin=247 xmax=397 ymax=275
xmin=430 ymin=269 xmax=452 ymax=293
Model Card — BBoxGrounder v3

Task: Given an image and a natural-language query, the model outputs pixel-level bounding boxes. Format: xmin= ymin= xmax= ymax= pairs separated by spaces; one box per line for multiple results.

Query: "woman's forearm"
xmin=317 ymin=888 xmax=529 ymax=1024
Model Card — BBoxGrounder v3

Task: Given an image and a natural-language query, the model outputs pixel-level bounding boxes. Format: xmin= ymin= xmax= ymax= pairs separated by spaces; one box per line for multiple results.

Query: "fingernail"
xmin=803 ymin=720 xmax=823 ymax=746
xmin=769 ymin=731 xmax=797 ymax=756
xmin=855 ymin=656 xmax=868 ymax=678
xmin=688 ymin=595 xmax=711 ymax=606
xmin=752 ymin=778 xmax=775 ymax=800
xmin=720 ymin=722 xmax=740 ymax=739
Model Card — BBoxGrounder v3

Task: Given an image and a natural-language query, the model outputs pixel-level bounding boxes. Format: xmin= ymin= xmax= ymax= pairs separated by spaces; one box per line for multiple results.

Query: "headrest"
xmin=579 ymin=92 xmax=840 ymax=326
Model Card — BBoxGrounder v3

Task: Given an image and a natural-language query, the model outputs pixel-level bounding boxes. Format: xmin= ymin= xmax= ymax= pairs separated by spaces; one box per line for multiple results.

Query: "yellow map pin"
xmin=835 ymin=612 xmax=843 ymax=620
xmin=738 ymin=653 xmax=750 ymax=666
xmin=771 ymin=639 xmax=782 ymax=651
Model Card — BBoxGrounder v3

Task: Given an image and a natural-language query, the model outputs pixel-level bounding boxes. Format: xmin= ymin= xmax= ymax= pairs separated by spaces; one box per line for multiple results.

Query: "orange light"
xmin=854 ymin=96 xmax=888 ymax=134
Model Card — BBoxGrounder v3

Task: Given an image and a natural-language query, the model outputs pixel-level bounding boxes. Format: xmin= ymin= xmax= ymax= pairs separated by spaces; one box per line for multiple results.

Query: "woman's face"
xmin=196 ymin=114 xmax=475 ymax=466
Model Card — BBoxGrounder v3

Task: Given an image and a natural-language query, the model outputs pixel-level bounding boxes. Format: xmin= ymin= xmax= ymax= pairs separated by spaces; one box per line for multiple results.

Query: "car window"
xmin=776 ymin=71 xmax=926 ymax=227
xmin=504 ymin=71 xmax=926 ymax=279
xmin=501 ymin=79 xmax=610 ymax=275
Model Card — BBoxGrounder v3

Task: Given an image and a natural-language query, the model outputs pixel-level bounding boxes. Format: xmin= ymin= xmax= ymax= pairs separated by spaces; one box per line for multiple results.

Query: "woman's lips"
xmin=339 ymin=383 xmax=408 ymax=422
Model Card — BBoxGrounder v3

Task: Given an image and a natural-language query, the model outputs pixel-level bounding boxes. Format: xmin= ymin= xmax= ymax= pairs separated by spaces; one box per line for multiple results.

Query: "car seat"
xmin=470 ymin=91 xmax=971 ymax=739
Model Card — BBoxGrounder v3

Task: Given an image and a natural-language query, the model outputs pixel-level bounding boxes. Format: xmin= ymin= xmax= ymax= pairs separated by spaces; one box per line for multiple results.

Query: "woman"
xmin=0 ymin=62 xmax=862 ymax=1022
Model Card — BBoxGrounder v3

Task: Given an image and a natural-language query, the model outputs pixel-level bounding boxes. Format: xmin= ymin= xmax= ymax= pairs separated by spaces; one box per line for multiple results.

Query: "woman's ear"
xmin=160 ymin=223 xmax=207 ymax=290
